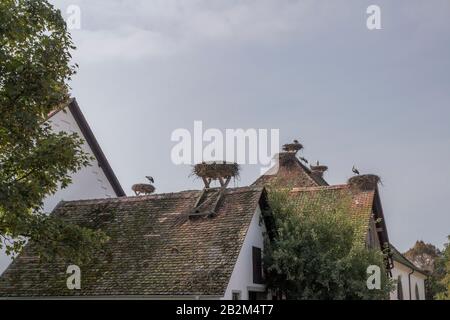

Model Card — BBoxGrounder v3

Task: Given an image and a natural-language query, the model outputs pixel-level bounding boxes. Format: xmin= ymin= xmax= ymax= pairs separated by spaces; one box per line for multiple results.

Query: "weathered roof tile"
xmin=0 ymin=187 xmax=266 ymax=297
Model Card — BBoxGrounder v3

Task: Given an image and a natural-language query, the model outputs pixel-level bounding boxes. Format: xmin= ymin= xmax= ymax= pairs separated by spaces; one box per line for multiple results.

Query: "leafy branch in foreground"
xmin=0 ymin=0 xmax=106 ymax=264
xmin=435 ymin=236 xmax=450 ymax=300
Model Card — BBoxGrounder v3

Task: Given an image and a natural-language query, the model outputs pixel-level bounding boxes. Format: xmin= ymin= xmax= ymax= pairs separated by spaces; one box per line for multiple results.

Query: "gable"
xmin=289 ymin=185 xmax=389 ymax=248
xmin=48 ymin=99 xmax=125 ymax=198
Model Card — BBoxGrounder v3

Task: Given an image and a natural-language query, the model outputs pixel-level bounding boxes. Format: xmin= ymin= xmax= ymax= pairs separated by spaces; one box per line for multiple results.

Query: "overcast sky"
xmin=49 ymin=0 xmax=450 ymax=252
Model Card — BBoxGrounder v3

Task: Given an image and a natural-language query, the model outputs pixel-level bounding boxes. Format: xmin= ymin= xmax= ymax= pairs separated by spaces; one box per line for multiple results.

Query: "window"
xmin=415 ymin=283 xmax=420 ymax=300
xmin=397 ymin=276 xmax=404 ymax=300
xmin=248 ymin=291 xmax=267 ymax=300
xmin=232 ymin=291 xmax=241 ymax=300
xmin=252 ymin=247 xmax=263 ymax=284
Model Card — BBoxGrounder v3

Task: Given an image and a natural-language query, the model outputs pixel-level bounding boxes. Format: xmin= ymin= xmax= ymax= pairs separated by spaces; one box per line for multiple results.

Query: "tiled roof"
xmin=0 ymin=187 xmax=267 ymax=297
xmin=289 ymin=185 xmax=376 ymax=243
xmin=252 ymin=152 xmax=328 ymax=188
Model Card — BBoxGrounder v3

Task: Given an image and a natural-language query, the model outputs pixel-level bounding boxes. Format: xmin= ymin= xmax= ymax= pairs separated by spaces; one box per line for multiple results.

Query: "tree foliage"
xmin=404 ymin=240 xmax=442 ymax=299
xmin=435 ymin=236 xmax=450 ymax=300
xmin=264 ymin=189 xmax=393 ymax=300
xmin=0 ymin=0 xmax=107 ymax=264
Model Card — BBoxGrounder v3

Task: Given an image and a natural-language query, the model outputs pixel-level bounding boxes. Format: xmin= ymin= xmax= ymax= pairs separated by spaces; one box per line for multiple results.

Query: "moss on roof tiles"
xmin=0 ymin=187 xmax=265 ymax=297
xmin=289 ymin=185 xmax=376 ymax=244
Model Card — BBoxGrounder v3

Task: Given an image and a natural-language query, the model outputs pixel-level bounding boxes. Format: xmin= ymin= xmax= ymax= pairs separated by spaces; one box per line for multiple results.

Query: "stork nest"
xmin=282 ymin=142 xmax=303 ymax=153
xmin=348 ymin=174 xmax=381 ymax=191
xmin=192 ymin=162 xmax=240 ymax=180
xmin=310 ymin=165 xmax=328 ymax=173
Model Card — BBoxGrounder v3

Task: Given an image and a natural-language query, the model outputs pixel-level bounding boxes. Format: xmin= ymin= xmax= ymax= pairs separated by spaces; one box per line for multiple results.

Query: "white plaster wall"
xmin=0 ymin=107 xmax=117 ymax=275
xmin=223 ymin=206 xmax=267 ymax=300
xmin=390 ymin=261 xmax=427 ymax=300
xmin=42 ymin=108 xmax=116 ymax=212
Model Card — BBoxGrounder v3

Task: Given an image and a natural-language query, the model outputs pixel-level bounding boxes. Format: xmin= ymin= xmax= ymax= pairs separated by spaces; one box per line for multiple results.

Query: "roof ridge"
xmin=57 ymin=186 xmax=264 ymax=207
xmin=291 ymin=184 xmax=349 ymax=192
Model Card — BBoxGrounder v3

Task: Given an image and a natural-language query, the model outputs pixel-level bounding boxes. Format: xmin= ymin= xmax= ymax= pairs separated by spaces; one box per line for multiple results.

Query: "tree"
xmin=0 ymin=0 xmax=107 ymax=264
xmin=404 ymin=241 xmax=440 ymax=273
xmin=404 ymin=240 xmax=442 ymax=299
xmin=264 ymin=189 xmax=392 ymax=300
xmin=435 ymin=236 xmax=450 ymax=300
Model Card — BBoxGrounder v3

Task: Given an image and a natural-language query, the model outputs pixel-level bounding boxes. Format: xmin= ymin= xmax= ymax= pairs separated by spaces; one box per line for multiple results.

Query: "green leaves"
xmin=264 ymin=189 xmax=393 ymax=300
xmin=0 ymin=0 xmax=104 ymax=265
xmin=434 ymin=236 xmax=450 ymax=300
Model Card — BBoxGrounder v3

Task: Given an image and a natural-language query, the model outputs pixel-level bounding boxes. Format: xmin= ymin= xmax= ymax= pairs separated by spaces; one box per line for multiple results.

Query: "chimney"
xmin=192 ymin=161 xmax=240 ymax=189
xmin=310 ymin=163 xmax=328 ymax=178
xmin=348 ymin=174 xmax=381 ymax=191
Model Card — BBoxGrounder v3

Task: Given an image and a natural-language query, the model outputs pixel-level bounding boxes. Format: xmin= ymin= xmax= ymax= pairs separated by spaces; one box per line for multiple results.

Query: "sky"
xmin=48 ymin=0 xmax=450 ymax=252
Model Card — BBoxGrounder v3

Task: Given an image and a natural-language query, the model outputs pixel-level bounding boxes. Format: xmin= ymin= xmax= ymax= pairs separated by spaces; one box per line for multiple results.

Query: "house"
xmin=252 ymin=146 xmax=426 ymax=299
xmin=0 ymin=139 xmax=426 ymax=300
xmin=253 ymin=150 xmax=388 ymax=250
xmin=0 ymin=98 xmax=125 ymax=275
xmin=389 ymin=245 xmax=428 ymax=300
xmin=0 ymin=186 xmax=274 ymax=299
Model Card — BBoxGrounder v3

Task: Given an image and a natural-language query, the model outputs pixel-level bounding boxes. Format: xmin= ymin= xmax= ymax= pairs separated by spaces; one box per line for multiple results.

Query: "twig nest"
xmin=282 ymin=142 xmax=303 ymax=153
xmin=348 ymin=174 xmax=381 ymax=191
xmin=132 ymin=184 xmax=155 ymax=196
xmin=192 ymin=162 xmax=240 ymax=180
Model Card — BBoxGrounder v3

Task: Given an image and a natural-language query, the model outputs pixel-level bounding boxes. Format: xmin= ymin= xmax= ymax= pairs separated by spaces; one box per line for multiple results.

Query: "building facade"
xmin=390 ymin=245 xmax=427 ymax=300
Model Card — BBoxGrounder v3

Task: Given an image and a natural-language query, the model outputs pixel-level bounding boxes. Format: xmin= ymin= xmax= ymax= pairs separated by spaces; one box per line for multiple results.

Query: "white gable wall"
xmin=390 ymin=261 xmax=427 ymax=300
xmin=42 ymin=108 xmax=116 ymax=212
xmin=223 ymin=205 xmax=267 ymax=300
xmin=1 ymin=107 xmax=118 ymax=275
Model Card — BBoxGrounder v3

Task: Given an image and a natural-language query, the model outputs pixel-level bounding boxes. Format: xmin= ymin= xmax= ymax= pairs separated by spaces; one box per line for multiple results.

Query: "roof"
xmin=288 ymin=185 xmax=375 ymax=243
xmin=390 ymin=244 xmax=428 ymax=276
xmin=252 ymin=154 xmax=390 ymax=249
xmin=48 ymin=98 xmax=125 ymax=197
xmin=0 ymin=187 xmax=269 ymax=297
xmin=252 ymin=152 xmax=328 ymax=188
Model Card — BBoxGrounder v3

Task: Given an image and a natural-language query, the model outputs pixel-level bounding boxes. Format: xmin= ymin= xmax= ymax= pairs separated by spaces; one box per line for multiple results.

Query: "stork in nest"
xmin=132 ymin=176 xmax=155 ymax=196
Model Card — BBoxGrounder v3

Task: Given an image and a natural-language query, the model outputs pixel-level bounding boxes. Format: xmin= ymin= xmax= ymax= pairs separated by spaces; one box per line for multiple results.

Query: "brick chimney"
xmin=310 ymin=163 xmax=328 ymax=178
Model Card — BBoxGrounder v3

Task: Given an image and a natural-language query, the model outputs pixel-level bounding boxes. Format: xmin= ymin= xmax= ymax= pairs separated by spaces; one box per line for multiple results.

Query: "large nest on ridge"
xmin=192 ymin=162 xmax=240 ymax=180
xmin=282 ymin=142 xmax=303 ymax=153
xmin=348 ymin=174 xmax=381 ymax=191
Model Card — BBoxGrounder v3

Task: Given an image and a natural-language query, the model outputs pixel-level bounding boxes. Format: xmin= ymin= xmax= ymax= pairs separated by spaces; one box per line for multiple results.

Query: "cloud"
xmin=45 ymin=0 xmax=450 ymax=253
xmin=53 ymin=0 xmax=343 ymax=61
